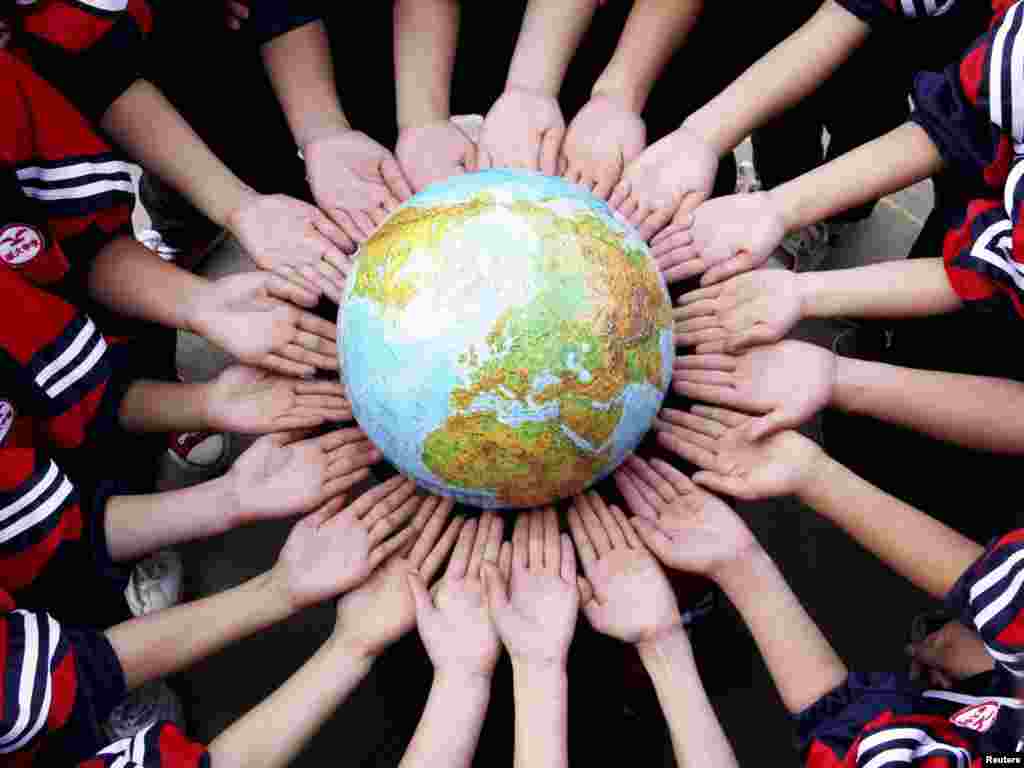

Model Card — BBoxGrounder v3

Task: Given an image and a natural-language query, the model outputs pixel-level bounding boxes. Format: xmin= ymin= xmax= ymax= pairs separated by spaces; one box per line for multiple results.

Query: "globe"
xmin=339 ymin=170 xmax=673 ymax=509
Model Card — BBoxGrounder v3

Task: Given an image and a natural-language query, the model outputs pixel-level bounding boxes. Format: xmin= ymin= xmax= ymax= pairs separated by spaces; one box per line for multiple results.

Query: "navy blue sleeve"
xmin=245 ymin=0 xmax=322 ymax=46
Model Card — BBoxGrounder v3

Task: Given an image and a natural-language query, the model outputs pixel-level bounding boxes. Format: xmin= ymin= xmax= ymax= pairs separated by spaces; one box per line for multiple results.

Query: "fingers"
xmin=656 ymin=429 xmax=720 ymax=473
xmin=691 ymin=404 xmax=750 ymax=429
xmin=575 ymin=493 xmax=611 ymax=556
xmin=674 ymin=353 xmax=736 ymax=373
xmin=567 ymin=505 xmax=597 ymax=567
xmin=482 ymin=561 xmax=512 ymax=634
xmin=407 ymin=497 xmax=452 ymax=566
xmin=446 ymin=517 xmax=478 ymax=580
xmin=539 ymin=127 xmax=563 ymax=176
xmin=528 ymin=509 xmax=544 ymax=571
xmin=380 ymin=153 xmax=414 ymax=202
xmin=543 ymin=507 xmax=560 ymax=574
xmin=614 ymin=466 xmax=659 ymax=521
xmin=475 ymin=513 xmax=504 ymax=579
xmin=691 ymin=470 xmax=750 ymax=500
xmin=559 ymin=533 xmax=577 ymax=584
xmin=360 ymin=478 xmax=417 ymax=529
xmin=498 ymin=541 xmax=512 ymax=582
xmin=407 ymin=571 xmax=437 ymax=623
xmin=349 ymin=475 xmax=411 ymax=517
xmin=296 ymin=310 xmax=339 ymax=343
xmin=746 ymin=411 xmax=791 ymax=441
xmin=624 ymin=455 xmax=678 ymax=504
xmin=259 ymin=354 xmax=315 ymax=379
xmin=630 ymin=517 xmax=674 ymax=563
xmin=638 ymin=206 xmax=675 ymax=243
xmin=701 ymin=251 xmax=757 ymax=287
xmin=577 ymin=575 xmax=595 ymax=606
xmin=368 ymin=524 xmax=418 ymax=568
xmin=608 ymin=178 xmax=631 ymax=211
xmin=365 ymin=495 xmax=420 ymax=546
xmin=591 ymin=491 xmax=629 ymax=548
xmin=312 ymin=209 xmax=357 ymax=256
xmin=304 ymin=495 xmax=346 ymax=529
xmin=647 ymin=458 xmax=699 ymax=497
xmin=512 ymin=512 xmax=529 ymax=572
xmin=467 ymin=513 xmax=492 ymax=579
xmin=264 ymin=273 xmax=319 ymax=309
xmin=419 ymin=508 xmax=464 ymax=581
xmin=611 ymin=505 xmax=642 ymax=548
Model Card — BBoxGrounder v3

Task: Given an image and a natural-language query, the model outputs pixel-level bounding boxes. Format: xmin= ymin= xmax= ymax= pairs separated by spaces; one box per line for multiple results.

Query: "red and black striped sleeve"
xmin=836 ymin=0 xmax=960 ymax=24
xmin=946 ymin=529 xmax=1024 ymax=680
xmin=79 ymin=723 xmax=209 ymax=768
xmin=13 ymin=0 xmax=154 ymax=124
xmin=0 ymin=596 xmax=126 ymax=764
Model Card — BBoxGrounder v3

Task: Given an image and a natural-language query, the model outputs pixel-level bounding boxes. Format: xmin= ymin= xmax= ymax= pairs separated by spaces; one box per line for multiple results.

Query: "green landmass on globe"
xmin=340 ymin=170 xmax=673 ymax=509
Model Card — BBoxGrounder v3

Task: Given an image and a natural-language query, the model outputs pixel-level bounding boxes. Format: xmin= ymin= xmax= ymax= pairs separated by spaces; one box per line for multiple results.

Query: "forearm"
xmin=105 ymin=570 xmax=292 ymax=689
xmin=101 ymin=80 xmax=255 ymax=228
xmin=834 ymin=358 xmax=1024 ymax=454
xmin=399 ymin=672 xmax=490 ymax=768
xmin=89 ymin=236 xmax=208 ymax=330
xmin=593 ymin=0 xmax=702 ymax=112
xmin=798 ymin=455 xmax=985 ymax=599
xmin=769 ymin=123 xmax=943 ymax=233
xmin=638 ymin=629 xmax=739 ymax=768
xmin=511 ymin=662 xmax=569 ymax=768
xmin=683 ymin=0 xmax=868 ymax=154
xmin=119 ymin=379 xmax=211 ymax=433
xmin=797 ymin=258 xmax=963 ymax=320
xmin=261 ymin=20 xmax=350 ymax=148
xmin=103 ymin=474 xmax=238 ymax=562
xmin=394 ymin=0 xmax=459 ymax=127
xmin=506 ymin=0 xmax=602 ymax=95
xmin=209 ymin=638 xmax=373 ymax=768
xmin=717 ymin=549 xmax=847 ymax=714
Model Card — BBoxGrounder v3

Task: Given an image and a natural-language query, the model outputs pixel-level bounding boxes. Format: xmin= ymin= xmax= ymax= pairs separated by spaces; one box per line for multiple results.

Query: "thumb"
xmin=701 ymin=251 xmax=754 ymax=287
xmin=746 ymin=410 xmax=789 ymax=441
xmin=577 ymin=575 xmax=595 ymax=606
xmin=538 ymin=127 xmax=563 ymax=176
xmin=406 ymin=572 xmax=436 ymax=624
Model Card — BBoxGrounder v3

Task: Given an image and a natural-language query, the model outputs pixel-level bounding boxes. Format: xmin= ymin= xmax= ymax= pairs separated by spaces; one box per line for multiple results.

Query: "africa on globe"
xmin=339 ymin=170 xmax=673 ymax=509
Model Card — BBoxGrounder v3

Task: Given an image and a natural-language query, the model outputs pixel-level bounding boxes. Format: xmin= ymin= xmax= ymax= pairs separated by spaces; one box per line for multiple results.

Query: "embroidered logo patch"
xmin=0 ymin=224 xmax=44 ymax=266
xmin=950 ymin=701 xmax=1000 ymax=733
xmin=0 ymin=400 xmax=14 ymax=445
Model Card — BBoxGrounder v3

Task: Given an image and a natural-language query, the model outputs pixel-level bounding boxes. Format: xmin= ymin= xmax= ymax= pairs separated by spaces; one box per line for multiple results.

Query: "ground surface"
xmin=136 ymin=145 xmax=993 ymax=766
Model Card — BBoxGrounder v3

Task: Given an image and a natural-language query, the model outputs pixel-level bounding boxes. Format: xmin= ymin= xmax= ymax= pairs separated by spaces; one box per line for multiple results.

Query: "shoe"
xmin=735 ymin=160 xmax=762 ymax=194
xmin=124 ymin=550 xmax=184 ymax=618
xmin=136 ymin=228 xmax=180 ymax=262
xmin=781 ymin=221 xmax=831 ymax=272
xmin=167 ymin=430 xmax=229 ymax=471
xmin=104 ymin=681 xmax=186 ymax=742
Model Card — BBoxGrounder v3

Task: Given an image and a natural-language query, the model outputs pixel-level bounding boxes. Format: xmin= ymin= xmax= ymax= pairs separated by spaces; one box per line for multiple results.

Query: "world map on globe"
xmin=339 ymin=170 xmax=673 ymax=509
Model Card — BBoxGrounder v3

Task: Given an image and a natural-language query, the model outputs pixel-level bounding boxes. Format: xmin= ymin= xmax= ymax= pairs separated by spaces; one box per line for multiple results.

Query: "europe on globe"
xmin=339 ymin=170 xmax=673 ymax=509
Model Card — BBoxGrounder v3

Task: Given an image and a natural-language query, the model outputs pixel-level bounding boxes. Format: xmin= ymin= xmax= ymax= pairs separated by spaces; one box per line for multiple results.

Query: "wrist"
xmin=713 ymin=544 xmax=776 ymax=598
xmin=181 ymin=276 xmax=216 ymax=340
xmin=294 ymin=113 xmax=351 ymax=154
xmin=636 ymin=625 xmax=691 ymax=664
xmin=764 ymin=184 xmax=800 ymax=234
xmin=592 ymin=75 xmax=645 ymax=114
xmin=681 ymin=107 xmax=730 ymax=157
xmin=326 ymin=629 xmax=381 ymax=665
xmin=222 ymin=186 xmax=262 ymax=243
xmin=511 ymin=656 xmax=567 ymax=686
xmin=433 ymin=667 xmax=494 ymax=694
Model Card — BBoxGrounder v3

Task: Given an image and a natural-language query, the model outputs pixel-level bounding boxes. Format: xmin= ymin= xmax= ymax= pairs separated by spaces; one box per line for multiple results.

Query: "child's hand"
xmin=567 ymin=493 xmax=681 ymax=644
xmin=270 ymin=477 xmax=422 ymax=611
xmin=561 ymin=94 xmax=646 ymax=200
xmin=614 ymin=455 xmax=758 ymax=579
xmin=674 ymin=268 xmax=804 ymax=353
xmin=673 ymin=341 xmax=837 ymax=440
xmin=907 ymin=620 xmax=994 ymax=689
xmin=476 ymin=87 xmax=565 ymax=175
xmin=228 ymin=428 xmax=381 ymax=523
xmin=653 ymin=193 xmax=784 ymax=287
xmin=304 ymin=130 xmax=413 ymax=244
xmin=228 ymin=193 xmax=353 ymax=302
xmin=224 ymin=0 xmax=249 ymax=30
xmin=187 ymin=271 xmax=339 ymax=378
xmin=409 ymin=512 xmax=511 ymax=679
xmin=334 ymin=497 xmax=463 ymax=659
xmin=482 ymin=508 xmax=579 ymax=669
xmin=654 ymin=406 xmax=823 ymax=501
xmin=608 ymin=125 xmax=718 ymax=241
xmin=396 ymin=120 xmax=477 ymax=193
xmin=204 ymin=364 xmax=351 ymax=434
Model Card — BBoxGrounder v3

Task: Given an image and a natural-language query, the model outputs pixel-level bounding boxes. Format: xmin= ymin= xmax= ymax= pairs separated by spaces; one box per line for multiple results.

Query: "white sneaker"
xmin=124 ymin=550 xmax=184 ymax=617
xmin=104 ymin=681 xmax=186 ymax=742
xmin=735 ymin=160 xmax=762 ymax=194
xmin=167 ymin=430 xmax=230 ymax=472
xmin=136 ymin=228 xmax=181 ymax=262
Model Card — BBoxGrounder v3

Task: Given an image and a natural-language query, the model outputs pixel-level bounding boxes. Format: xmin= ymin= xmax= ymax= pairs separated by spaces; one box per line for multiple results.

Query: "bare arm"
xmin=101 ymin=80 xmax=256 ymax=228
xmin=683 ymin=0 xmax=869 ymax=154
xmin=208 ymin=637 xmax=373 ymax=768
xmin=797 ymin=454 xmax=985 ymax=599
xmin=506 ymin=0 xmax=602 ymax=94
xmin=260 ymin=20 xmax=350 ymax=149
xmin=593 ymin=0 xmax=702 ymax=112
xmin=833 ymin=358 xmax=1024 ymax=454
xmin=394 ymin=0 xmax=459 ymax=128
xmin=639 ymin=628 xmax=741 ymax=766
xmin=399 ymin=673 xmax=490 ymax=768
xmin=716 ymin=549 xmax=848 ymax=714
xmin=799 ymin=258 xmax=963 ymax=319
xmin=769 ymin=122 xmax=944 ymax=233
xmin=512 ymin=663 xmax=569 ymax=768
